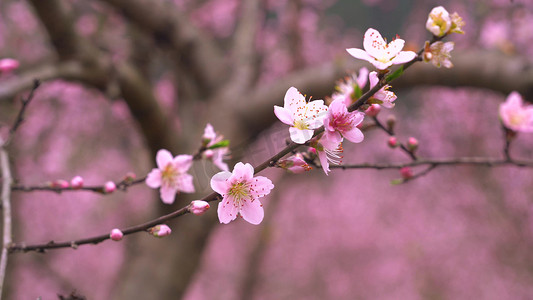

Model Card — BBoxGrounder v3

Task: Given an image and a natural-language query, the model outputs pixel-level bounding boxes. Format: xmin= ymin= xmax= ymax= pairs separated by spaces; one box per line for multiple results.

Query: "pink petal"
xmin=363 ymin=28 xmax=386 ymax=58
xmin=217 ymin=196 xmax=239 ymax=224
xmin=369 ymin=71 xmax=379 ymax=88
xmin=249 ymin=176 xmax=274 ymax=198
xmin=370 ymin=60 xmax=393 ymax=70
xmin=174 ymin=154 xmax=193 ymax=173
xmin=177 ymin=173 xmax=195 ymax=193
xmin=321 ymin=131 xmax=342 ymax=151
xmin=357 ymin=67 xmax=369 ymax=88
xmin=391 ymin=51 xmax=417 ymax=65
xmin=329 ymin=98 xmax=347 ymax=115
xmin=303 ymin=100 xmax=328 ymax=128
xmin=289 ymin=127 xmax=314 ymax=144
xmin=346 ymin=48 xmax=374 ymax=62
xmin=317 ymin=150 xmax=330 ymax=175
xmin=343 ymin=127 xmax=364 ymax=143
xmin=145 ymin=169 xmax=162 ymax=188
xmin=203 ymin=123 xmax=216 ymax=140
xmin=160 ymin=185 xmax=178 ymax=204
xmin=231 ymin=162 xmax=254 ymax=182
xmin=240 ymin=198 xmax=264 ymax=225
xmin=156 ymin=149 xmax=173 ymax=169
xmin=210 ymin=171 xmax=231 ymax=194
xmin=274 ymin=105 xmax=294 ymax=125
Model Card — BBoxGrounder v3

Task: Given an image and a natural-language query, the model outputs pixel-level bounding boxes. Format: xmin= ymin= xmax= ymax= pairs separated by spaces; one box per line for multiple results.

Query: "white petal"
xmin=160 ymin=185 xmax=178 ymax=204
xmin=284 ymin=87 xmax=306 ymax=114
xmin=217 ymin=196 xmax=238 ymax=224
xmin=363 ymin=28 xmax=386 ymax=59
xmin=274 ymin=105 xmax=294 ymax=125
xmin=346 ymin=48 xmax=374 ymax=62
xmin=289 ymin=127 xmax=314 ymax=144
xmin=385 ymin=39 xmax=405 ymax=60
xmin=392 ymin=51 xmax=417 ymax=65
xmin=156 ymin=149 xmax=173 ymax=169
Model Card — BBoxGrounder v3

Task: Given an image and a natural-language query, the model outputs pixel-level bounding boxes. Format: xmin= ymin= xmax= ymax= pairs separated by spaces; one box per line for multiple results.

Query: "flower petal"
xmin=217 ymin=196 xmax=239 ymax=224
xmin=274 ymin=105 xmax=294 ymax=125
xmin=249 ymin=176 xmax=274 ymax=198
xmin=174 ymin=154 xmax=193 ymax=173
xmin=284 ymin=87 xmax=306 ymax=114
xmin=346 ymin=48 xmax=374 ymax=63
xmin=160 ymin=185 xmax=178 ymax=204
xmin=317 ymin=150 xmax=330 ymax=175
xmin=343 ymin=127 xmax=364 ymax=143
xmin=384 ymin=39 xmax=405 ymax=60
xmin=156 ymin=149 xmax=173 ymax=169
xmin=289 ymin=127 xmax=314 ymax=144
xmin=210 ymin=171 xmax=231 ymax=194
xmin=321 ymin=131 xmax=342 ymax=150
xmin=177 ymin=173 xmax=195 ymax=193
xmin=392 ymin=51 xmax=417 ymax=65
xmin=363 ymin=28 xmax=386 ymax=58
xmin=240 ymin=198 xmax=264 ymax=225
xmin=145 ymin=169 xmax=162 ymax=188
xmin=231 ymin=162 xmax=254 ymax=182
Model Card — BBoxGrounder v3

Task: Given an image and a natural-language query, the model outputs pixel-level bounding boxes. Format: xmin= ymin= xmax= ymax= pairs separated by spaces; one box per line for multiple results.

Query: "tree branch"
xmin=0 ymin=138 xmax=13 ymax=298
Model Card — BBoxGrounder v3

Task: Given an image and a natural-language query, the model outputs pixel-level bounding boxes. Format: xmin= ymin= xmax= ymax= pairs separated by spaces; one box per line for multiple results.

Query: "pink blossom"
xmin=423 ymin=41 xmax=454 ymax=68
xmin=274 ymin=87 xmax=328 ymax=144
xmin=322 ymin=98 xmax=364 ymax=150
xmin=312 ymin=139 xmax=343 ymax=175
xmin=145 ymin=149 xmax=195 ymax=204
xmin=400 ymin=167 xmax=414 ymax=179
xmin=332 ymin=68 xmax=369 ymax=107
xmin=70 ymin=176 xmax=84 ymax=189
xmin=202 ymin=123 xmax=229 ymax=171
xmin=109 ymin=228 xmax=123 ymax=241
xmin=364 ymin=104 xmax=381 ymax=117
xmin=189 ymin=200 xmax=210 ymax=216
xmin=149 ymin=224 xmax=172 ymax=237
xmin=346 ymin=28 xmax=417 ymax=70
xmin=104 ymin=181 xmax=116 ymax=193
xmin=499 ymin=91 xmax=533 ymax=132
xmin=277 ymin=153 xmax=312 ymax=174
xmin=369 ymin=71 xmax=397 ymax=108
xmin=0 ymin=58 xmax=19 ymax=73
xmin=210 ymin=162 xmax=274 ymax=225
xmin=55 ymin=179 xmax=69 ymax=189
xmin=407 ymin=137 xmax=419 ymax=152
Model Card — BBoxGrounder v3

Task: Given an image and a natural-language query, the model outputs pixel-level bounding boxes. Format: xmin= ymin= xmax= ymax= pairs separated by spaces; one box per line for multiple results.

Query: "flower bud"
xmin=54 ymin=179 xmax=69 ymax=189
xmin=0 ymin=58 xmax=20 ymax=73
xmin=104 ymin=181 xmax=116 ymax=193
xmin=149 ymin=224 xmax=172 ymax=237
xmin=277 ymin=153 xmax=312 ymax=174
xmin=407 ymin=137 xmax=419 ymax=152
xmin=364 ymin=104 xmax=381 ymax=117
xmin=426 ymin=6 xmax=452 ymax=37
xmin=386 ymin=115 xmax=396 ymax=132
xmin=70 ymin=176 xmax=84 ymax=189
xmin=189 ymin=200 xmax=210 ymax=215
xmin=400 ymin=167 xmax=414 ymax=180
xmin=388 ymin=136 xmax=398 ymax=148
xmin=123 ymin=172 xmax=136 ymax=183
xmin=110 ymin=228 xmax=124 ymax=241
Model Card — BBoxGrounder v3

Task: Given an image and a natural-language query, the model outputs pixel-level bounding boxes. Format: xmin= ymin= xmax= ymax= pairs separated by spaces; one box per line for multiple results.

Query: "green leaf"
xmin=385 ymin=66 xmax=404 ymax=82
xmin=353 ymin=84 xmax=363 ymax=100
xmin=390 ymin=178 xmax=404 ymax=185
xmin=207 ymin=140 xmax=230 ymax=149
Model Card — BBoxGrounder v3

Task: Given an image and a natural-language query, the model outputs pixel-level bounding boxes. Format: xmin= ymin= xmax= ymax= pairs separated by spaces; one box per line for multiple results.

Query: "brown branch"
xmin=0 ymin=138 xmax=13 ymax=296
xmin=11 ymin=177 xmax=145 ymax=194
xmin=100 ymin=0 xmax=225 ymax=92
xmin=371 ymin=116 xmax=418 ymax=161
xmin=333 ymin=157 xmax=533 ymax=170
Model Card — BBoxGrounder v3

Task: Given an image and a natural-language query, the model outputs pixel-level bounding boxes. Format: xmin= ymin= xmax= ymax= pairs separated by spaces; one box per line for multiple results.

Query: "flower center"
xmin=228 ymin=181 xmax=251 ymax=203
xmin=510 ymin=113 xmax=526 ymax=126
xmin=294 ymin=119 xmax=308 ymax=130
xmin=161 ymin=164 xmax=179 ymax=186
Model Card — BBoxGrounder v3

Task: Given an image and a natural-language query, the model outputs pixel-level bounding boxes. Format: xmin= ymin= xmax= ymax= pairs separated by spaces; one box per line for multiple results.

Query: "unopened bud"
xmin=110 ymin=228 xmax=124 ymax=241
xmin=189 ymin=200 xmax=210 ymax=215
xmin=277 ymin=153 xmax=312 ymax=174
xmin=0 ymin=58 xmax=19 ymax=73
xmin=70 ymin=176 xmax=84 ymax=189
xmin=386 ymin=115 xmax=396 ymax=132
xmin=123 ymin=172 xmax=136 ymax=183
xmin=388 ymin=136 xmax=398 ymax=148
xmin=54 ymin=179 xmax=69 ymax=189
xmin=407 ymin=137 xmax=419 ymax=152
xmin=364 ymin=104 xmax=381 ymax=117
xmin=149 ymin=224 xmax=172 ymax=237
xmin=104 ymin=181 xmax=116 ymax=193
xmin=400 ymin=167 xmax=414 ymax=180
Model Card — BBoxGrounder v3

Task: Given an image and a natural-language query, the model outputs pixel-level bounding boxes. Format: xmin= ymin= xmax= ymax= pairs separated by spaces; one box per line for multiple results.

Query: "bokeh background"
xmin=1 ymin=0 xmax=533 ymax=299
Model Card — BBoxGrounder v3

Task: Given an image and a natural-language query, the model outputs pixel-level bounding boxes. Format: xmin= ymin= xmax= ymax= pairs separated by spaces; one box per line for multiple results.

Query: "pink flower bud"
xmin=110 ymin=228 xmax=123 ymax=241
xmin=277 ymin=153 xmax=311 ymax=174
xmin=364 ymin=104 xmax=381 ymax=117
xmin=149 ymin=224 xmax=172 ymax=237
xmin=123 ymin=172 xmax=136 ymax=183
xmin=388 ymin=136 xmax=398 ymax=148
xmin=400 ymin=167 xmax=414 ymax=180
xmin=0 ymin=58 xmax=20 ymax=73
xmin=104 ymin=181 xmax=116 ymax=193
xmin=189 ymin=200 xmax=210 ymax=215
xmin=407 ymin=137 xmax=419 ymax=152
xmin=70 ymin=176 xmax=84 ymax=189
xmin=54 ymin=179 xmax=69 ymax=189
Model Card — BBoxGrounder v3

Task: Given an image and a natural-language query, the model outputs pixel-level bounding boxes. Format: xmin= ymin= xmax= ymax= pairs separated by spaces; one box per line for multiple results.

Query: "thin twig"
xmin=3 ymin=80 xmax=40 ymax=147
xmin=0 ymin=138 xmax=13 ymax=298
xmin=333 ymin=157 xmax=533 ymax=170
xmin=372 ymin=116 xmax=418 ymax=160
xmin=11 ymin=177 xmax=146 ymax=194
